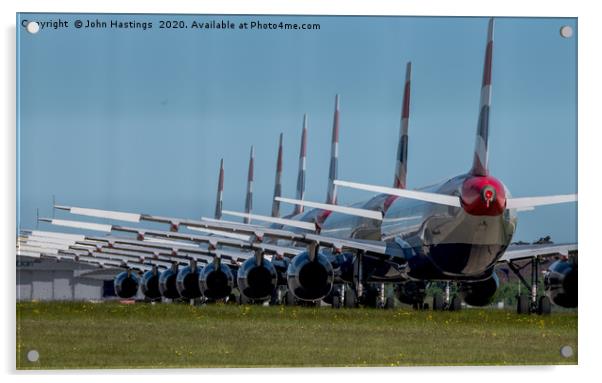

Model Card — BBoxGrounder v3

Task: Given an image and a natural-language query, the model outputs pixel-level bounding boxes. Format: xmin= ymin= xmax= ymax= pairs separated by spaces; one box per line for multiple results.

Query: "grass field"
xmin=16 ymin=301 xmax=577 ymax=369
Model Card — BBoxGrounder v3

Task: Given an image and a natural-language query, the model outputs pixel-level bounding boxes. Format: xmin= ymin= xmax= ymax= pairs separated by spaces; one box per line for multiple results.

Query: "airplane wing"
xmin=18 ymin=245 xmax=156 ymax=273
xmin=45 ymin=204 xmax=397 ymax=259
xmin=19 ymin=231 xmax=249 ymax=268
xmin=498 ymin=243 xmax=577 ymax=262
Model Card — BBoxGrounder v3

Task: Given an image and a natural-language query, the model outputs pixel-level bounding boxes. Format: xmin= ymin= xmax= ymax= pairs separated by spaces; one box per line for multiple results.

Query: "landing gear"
xmin=385 ymin=296 xmax=395 ymax=309
xmin=538 ymin=296 xmax=551 ymax=315
xmin=329 ymin=284 xmax=344 ymax=309
xmin=432 ymin=282 xmax=462 ymax=311
xmin=517 ymin=295 xmax=529 ymax=314
xmin=432 ymin=292 xmax=444 ymax=311
xmin=449 ymin=296 xmax=462 ymax=311
xmin=227 ymin=293 xmax=237 ymax=304
xmin=344 ymin=285 xmax=358 ymax=308
xmin=374 ymin=283 xmax=394 ymax=309
xmin=285 ymin=290 xmax=296 ymax=306
xmin=238 ymin=294 xmax=250 ymax=305
xmin=377 ymin=283 xmax=385 ymax=308
xmin=412 ymin=301 xmax=428 ymax=310
xmin=332 ymin=295 xmax=342 ymax=309
xmin=269 ymin=286 xmax=286 ymax=305
xmin=507 ymin=256 xmax=552 ymax=315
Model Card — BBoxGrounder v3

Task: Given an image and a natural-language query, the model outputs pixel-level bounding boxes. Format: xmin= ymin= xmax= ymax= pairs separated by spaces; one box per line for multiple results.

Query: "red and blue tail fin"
xmin=293 ymin=115 xmax=308 ymax=215
xmin=393 ymin=62 xmax=412 ymax=189
xmin=244 ymin=146 xmax=254 ymax=223
xmin=326 ymin=95 xmax=340 ymax=205
xmin=271 ymin=133 xmax=284 ymax=217
xmin=470 ymin=18 xmax=494 ymax=177
xmin=214 ymin=159 xmax=224 ymax=219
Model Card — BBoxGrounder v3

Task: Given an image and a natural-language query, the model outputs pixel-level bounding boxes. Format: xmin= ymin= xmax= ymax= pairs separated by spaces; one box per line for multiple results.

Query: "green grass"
xmin=16 ymin=301 xmax=577 ymax=369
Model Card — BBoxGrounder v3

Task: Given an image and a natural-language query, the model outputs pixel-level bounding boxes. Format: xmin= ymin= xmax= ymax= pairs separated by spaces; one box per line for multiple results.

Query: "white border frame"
xmin=3 ymin=1 xmax=599 ymax=382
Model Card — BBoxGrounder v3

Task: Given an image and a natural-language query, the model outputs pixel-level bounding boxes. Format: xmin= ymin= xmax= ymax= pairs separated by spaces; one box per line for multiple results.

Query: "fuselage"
xmin=278 ymin=173 xmax=517 ymax=282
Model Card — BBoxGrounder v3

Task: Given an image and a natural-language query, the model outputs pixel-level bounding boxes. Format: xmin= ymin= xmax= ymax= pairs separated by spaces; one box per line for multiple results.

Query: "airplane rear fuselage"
xmin=310 ymin=173 xmax=517 ymax=282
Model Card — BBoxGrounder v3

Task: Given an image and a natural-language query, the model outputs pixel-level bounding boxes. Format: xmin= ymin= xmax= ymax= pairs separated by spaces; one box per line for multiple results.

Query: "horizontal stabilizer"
xmin=275 ymin=197 xmax=382 ymax=220
xmin=222 ymin=210 xmax=316 ymax=231
xmin=506 ymin=194 xmax=577 ymax=210
xmin=334 ymin=180 xmax=461 ymax=207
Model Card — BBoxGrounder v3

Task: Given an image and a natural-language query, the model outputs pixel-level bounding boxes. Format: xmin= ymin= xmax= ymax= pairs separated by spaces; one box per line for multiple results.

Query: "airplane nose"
xmin=461 ymin=176 xmax=506 ymax=216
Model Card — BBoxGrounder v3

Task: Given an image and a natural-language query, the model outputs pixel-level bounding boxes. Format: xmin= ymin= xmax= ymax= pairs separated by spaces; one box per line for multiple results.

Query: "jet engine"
xmin=544 ymin=258 xmax=577 ymax=308
xmin=159 ymin=264 xmax=181 ymax=300
xmin=140 ymin=267 xmax=161 ymax=300
xmin=237 ymin=253 xmax=278 ymax=301
xmin=176 ymin=262 xmax=203 ymax=300
xmin=114 ymin=270 xmax=140 ymax=299
xmin=199 ymin=259 xmax=234 ymax=300
xmin=286 ymin=247 xmax=334 ymax=301
xmin=460 ymin=273 xmax=499 ymax=307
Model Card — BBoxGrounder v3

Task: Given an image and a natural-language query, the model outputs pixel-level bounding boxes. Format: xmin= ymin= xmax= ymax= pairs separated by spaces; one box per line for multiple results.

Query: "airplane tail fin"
xmin=214 ymin=159 xmax=224 ymax=219
xmin=326 ymin=95 xmax=340 ymax=204
xmin=293 ymin=115 xmax=308 ymax=215
xmin=244 ymin=146 xmax=254 ymax=223
xmin=394 ymin=62 xmax=412 ymax=189
xmin=470 ymin=18 xmax=494 ymax=177
xmin=271 ymin=133 xmax=284 ymax=217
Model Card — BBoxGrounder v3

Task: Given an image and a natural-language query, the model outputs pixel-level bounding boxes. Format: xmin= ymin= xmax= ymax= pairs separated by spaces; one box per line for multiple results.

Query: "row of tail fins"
xmin=213 ymin=18 xmax=495 ymax=220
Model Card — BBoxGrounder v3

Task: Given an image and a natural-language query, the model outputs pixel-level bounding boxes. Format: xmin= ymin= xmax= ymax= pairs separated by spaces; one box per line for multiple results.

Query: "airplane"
xmin=19 ymin=18 xmax=577 ymax=315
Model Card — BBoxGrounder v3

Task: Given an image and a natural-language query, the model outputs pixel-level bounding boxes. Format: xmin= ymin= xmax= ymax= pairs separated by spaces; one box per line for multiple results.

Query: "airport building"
xmin=16 ymin=256 xmax=139 ymax=301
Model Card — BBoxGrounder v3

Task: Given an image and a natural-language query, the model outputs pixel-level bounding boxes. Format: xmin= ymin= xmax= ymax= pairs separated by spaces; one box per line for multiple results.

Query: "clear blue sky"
xmin=17 ymin=14 xmax=577 ymax=243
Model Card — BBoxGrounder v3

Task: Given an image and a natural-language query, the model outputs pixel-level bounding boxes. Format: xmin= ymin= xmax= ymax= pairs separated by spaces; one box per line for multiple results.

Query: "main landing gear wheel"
xmin=517 ymin=295 xmax=529 ymax=314
xmin=344 ymin=287 xmax=358 ymax=308
xmin=332 ymin=295 xmax=342 ymax=309
xmin=538 ymin=296 xmax=552 ymax=315
xmin=411 ymin=301 xmax=427 ymax=310
xmin=238 ymin=294 xmax=250 ymax=305
xmin=449 ymin=296 xmax=462 ymax=311
xmin=385 ymin=297 xmax=395 ymax=310
xmin=269 ymin=287 xmax=284 ymax=306
xmin=285 ymin=290 xmax=296 ymax=306
xmin=432 ymin=293 xmax=444 ymax=311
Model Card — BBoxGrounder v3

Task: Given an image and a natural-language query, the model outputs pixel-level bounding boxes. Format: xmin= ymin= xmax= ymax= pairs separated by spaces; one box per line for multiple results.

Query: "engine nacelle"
xmin=199 ymin=261 xmax=234 ymax=300
xmin=176 ymin=265 xmax=202 ymax=300
xmin=159 ymin=266 xmax=181 ymax=299
xmin=237 ymin=257 xmax=278 ymax=301
xmin=544 ymin=259 xmax=577 ymax=308
xmin=114 ymin=270 xmax=140 ymax=299
xmin=460 ymin=273 xmax=499 ymax=307
xmin=140 ymin=269 xmax=161 ymax=300
xmin=287 ymin=250 xmax=334 ymax=301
